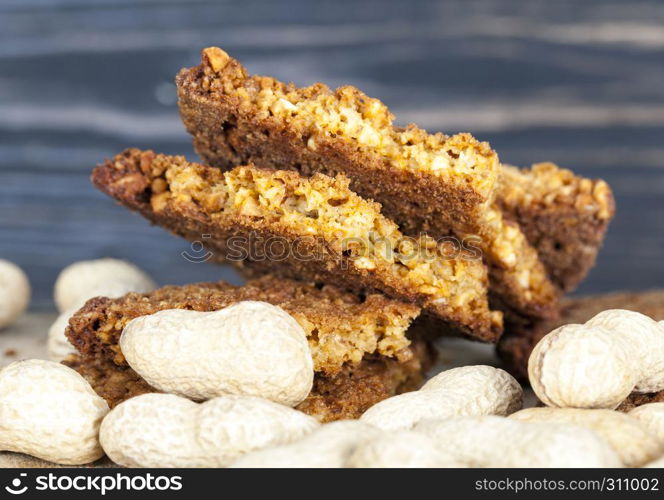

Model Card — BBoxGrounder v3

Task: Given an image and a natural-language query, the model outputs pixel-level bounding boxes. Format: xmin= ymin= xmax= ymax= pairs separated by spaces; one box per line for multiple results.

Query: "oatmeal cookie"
xmin=92 ymin=149 xmax=501 ymax=340
xmin=176 ymin=47 xmax=559 ymax=321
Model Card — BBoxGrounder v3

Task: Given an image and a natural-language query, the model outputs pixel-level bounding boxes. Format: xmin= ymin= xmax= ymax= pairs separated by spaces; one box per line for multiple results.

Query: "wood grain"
xmin=1 ymin=0 xmax=663 ymax=309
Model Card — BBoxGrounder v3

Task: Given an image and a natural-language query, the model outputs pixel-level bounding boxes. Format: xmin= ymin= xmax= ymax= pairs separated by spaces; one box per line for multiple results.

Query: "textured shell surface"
xmin=529 ymin=324 xmax=635 ymax=409
xmin=100 ymin=393 xmax=319 ymax=468
xmin=629 ymin=403 xmax=664 ymax=444
xmin=100 ymin=394 xmax=207 ymax=468
xmin=120 ymin=301 xmax=313 ymax=406
xmin=510 ymin=407 xmax=662 ymax=467
xmin=361 ymin=365 xmax=523 ymax=430
xmin=414 ymin=416 xmax=621 ymax=468
xmin=196 ymin=395 xmax=319 ymax=466
xmin=54 ymin=258 xmax=155 ymax=312
xmin=586 ymin=309 xmax=664 ymax=393
xmin=0 ymin=360 xmax=108 ymax=464
xmin=230 ymin=420 xmax=381 ymax=468
xmin=47 ymin=308 xmax=78 ymax=361
xmin=346 ymin=430 xmax=462 ymax=468
xmin=0 ymin=259 xmax=30 ymax=329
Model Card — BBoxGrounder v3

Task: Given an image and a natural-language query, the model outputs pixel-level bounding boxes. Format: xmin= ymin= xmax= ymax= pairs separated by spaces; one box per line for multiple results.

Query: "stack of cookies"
xmin=65 ymin=48 xmax=615 ymax=421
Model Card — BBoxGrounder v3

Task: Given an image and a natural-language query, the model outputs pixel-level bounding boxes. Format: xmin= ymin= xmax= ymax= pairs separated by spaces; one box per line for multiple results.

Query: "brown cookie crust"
xmin=63 ymin=355 xmax=155 ymax=407
xmin=295 ymin=340 xmax=435 ymax=421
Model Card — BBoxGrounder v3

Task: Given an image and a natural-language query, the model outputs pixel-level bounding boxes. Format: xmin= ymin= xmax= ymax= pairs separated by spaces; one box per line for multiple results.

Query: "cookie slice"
xmin=92 ymin=149 xmax=501 ymax=340
xmin=64 ymin=275 xmax=435 ymax=421
xmin=497 ymin=162 xmax=614 ymax=292
xmin=66 ymin=275 xmax=422 ymax=375
xmin=175 ymin=47 xmax=559 ymax=320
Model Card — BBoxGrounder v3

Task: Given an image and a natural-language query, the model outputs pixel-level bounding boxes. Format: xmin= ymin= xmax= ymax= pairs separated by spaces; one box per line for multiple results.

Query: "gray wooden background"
xmin=1 ymin=0 xmax=663 ymax=310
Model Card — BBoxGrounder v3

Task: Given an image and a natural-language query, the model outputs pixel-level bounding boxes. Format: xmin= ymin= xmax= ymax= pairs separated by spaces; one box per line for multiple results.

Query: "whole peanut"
xmin=361 ymin=365 xmax=522 ymax=430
